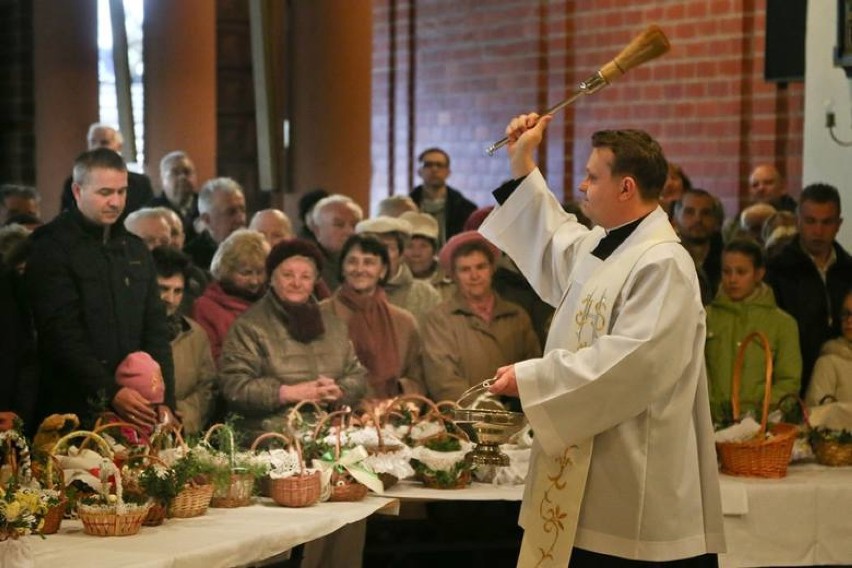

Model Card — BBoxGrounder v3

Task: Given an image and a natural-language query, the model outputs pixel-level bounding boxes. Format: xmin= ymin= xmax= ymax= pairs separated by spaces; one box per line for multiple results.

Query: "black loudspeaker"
xmin=764 ymin=0 xmax=808 ymax=83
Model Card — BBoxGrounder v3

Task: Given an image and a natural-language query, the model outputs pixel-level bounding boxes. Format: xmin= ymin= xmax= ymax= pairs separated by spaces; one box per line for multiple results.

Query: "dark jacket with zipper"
xmin=25 ymin=208 xmax=175 ymax=425
xmin=765 ymin=236 xmax=852 ymax=394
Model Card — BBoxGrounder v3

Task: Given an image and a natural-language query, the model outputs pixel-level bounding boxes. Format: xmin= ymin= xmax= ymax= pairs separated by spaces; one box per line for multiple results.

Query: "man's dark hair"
xmin=591 ymin=129 xmax=668 ymax=201
xmin=799 ymin=183 xmax=841 ymax=214
xmin=417 ymin=147 xmax=451 ymax=167
xmin=724 ymin=238 xmax=765 ymax=270
xmin=151 ymin=245 xmax=191 ymax=280
xmin=672 ymin=187 xmax=715 ymax=216
xmin=72 ymin=147 xmax=127 ymax=186
xmin=338 ymin=234 xmax=391 ymax=285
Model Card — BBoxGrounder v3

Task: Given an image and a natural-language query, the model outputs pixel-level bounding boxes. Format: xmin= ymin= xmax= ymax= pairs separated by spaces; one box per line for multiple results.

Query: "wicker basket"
xmin=812 ymin=438 xmax=852 ymax=466
xmin=421 ymin=468 xmax=472 ymax=490
xmin=211 ymin=472 xmax=254 ymax=508
xmin=168 ymin=483 xmax=215 ymax=518
xmin=203 ymin=424 xmax=255 ymax=508
xmin=51 ymin=430 xmax=150 ymax=536
xmin=716 ymin=331 xmax=797 ymax=478
xmin=313 ymin=410 xmax=370 ymax=502
xmin=328 ymin=472 xmax=369 ymax=502
xmin=41 ymin=497 xmax=67 ymax=535
xmin=78 ymin=503 xmax=150 ymax=537
xmin=251 ymin=432 xmax=321 ymax=508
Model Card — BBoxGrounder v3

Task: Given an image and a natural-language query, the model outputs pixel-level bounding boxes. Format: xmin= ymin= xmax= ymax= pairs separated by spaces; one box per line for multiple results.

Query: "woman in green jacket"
xmin=705 ymin=239 xmax=802 ymax=425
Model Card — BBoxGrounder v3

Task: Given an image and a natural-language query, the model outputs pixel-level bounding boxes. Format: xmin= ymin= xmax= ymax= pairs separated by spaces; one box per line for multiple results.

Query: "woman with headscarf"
xmin=218 ymin=239 xmax=367 ymax=438
xmin=421 ymin=231 xmax=541 ymax=403
xmin=323 ymin=234 xmax=426 ymax=399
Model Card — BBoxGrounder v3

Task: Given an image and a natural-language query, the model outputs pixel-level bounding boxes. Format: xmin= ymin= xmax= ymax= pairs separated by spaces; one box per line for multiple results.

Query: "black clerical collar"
xmin=591 ymin=214 xmax=650 ymax=260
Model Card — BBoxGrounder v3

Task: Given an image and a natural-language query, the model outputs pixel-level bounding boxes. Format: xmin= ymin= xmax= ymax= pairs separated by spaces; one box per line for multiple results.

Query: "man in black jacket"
xmin=59 ymin=124 xmax=153 ymax=222
xmin=410 ymin=147 xmax=477 ymax=246
xmin=26 ymin=148 xmax=176 ymax=429
xmin=766 ymin=183 xmax=852 ymax=394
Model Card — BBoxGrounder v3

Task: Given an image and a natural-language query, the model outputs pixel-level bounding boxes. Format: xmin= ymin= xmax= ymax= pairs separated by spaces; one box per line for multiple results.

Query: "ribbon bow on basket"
xmin=312 ymin=410 xmax=383 ymax=501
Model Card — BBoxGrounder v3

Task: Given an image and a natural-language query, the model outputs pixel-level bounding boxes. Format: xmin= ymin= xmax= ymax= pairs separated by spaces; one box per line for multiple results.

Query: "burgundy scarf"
xmin=275 ymin=295 xmax=325 ymax=344
xmin=336 ymin=285 xmax=401 ymax=398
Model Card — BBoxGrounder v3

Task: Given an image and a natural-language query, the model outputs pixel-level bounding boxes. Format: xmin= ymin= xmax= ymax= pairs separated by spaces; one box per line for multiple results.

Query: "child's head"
xmin=115 ymin=351 xmax=164 ymax=404
xmin=721 ymin=239 xmax=765 ymax=302
xmin=841 ymin=290 xmax=852 ymax=341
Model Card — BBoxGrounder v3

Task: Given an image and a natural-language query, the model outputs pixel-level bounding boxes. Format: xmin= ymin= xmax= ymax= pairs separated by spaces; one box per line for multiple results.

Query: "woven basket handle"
xmin=731 ymin=331 xmax=773 ymax=434
xmin=47 ymin=430 xmax=116 ymax=491
xmin=251 ymin=431 xmax=310 ymax=475
xmin=85 ymin=420 xmax=150 ymax=453
xmin=1 ymin=430 xmax=31 ymax=485
xmin=203 ymin=423 xmax=237 ymax=467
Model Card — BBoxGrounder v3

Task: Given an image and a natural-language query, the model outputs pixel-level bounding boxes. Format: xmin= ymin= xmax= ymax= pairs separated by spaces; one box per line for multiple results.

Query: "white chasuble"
xmin=516 ymin=232 xmax=670 ymax=568
xmin=480 ymin=169 xmax=726 ymax=566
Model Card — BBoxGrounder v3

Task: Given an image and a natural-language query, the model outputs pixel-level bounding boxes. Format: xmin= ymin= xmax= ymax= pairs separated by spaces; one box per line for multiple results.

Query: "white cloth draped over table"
xmin=480 ymin=168 xmax=725 ymax=564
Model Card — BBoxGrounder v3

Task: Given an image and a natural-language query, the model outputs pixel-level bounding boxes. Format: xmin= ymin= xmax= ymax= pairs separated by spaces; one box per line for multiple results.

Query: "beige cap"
xmin=355 ymin=216 xmax=413 ymax=236
xmin=399 ymin=211 xmax=439 ymax=241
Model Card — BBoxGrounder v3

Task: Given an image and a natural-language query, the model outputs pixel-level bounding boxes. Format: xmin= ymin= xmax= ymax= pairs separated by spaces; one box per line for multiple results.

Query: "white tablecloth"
xmin=718 ymin=463 xmax=852 ymax=567
xmin=381 ymin=480 xmax=524 ymax=502
xmin=31 ymin=496 xmax=396 ymax=568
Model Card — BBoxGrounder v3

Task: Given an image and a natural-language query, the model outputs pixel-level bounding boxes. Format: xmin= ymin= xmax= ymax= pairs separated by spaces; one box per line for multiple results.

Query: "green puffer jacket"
xmin=705 ymin=283 xmax=802 ymax=424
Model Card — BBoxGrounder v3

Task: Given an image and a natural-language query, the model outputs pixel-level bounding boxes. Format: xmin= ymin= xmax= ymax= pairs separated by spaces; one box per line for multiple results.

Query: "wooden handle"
xmin=599 ymin=24 xmax=671 ymax=83
xmin=731 ymin=331 xmax=773 ymax=434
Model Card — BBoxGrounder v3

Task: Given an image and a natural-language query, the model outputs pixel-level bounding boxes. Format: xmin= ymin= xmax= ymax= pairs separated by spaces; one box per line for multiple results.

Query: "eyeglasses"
xmin=421 ymin=161 xmax=448 ymax=169
xmin=841 ymin=310 xmax=852 ymax=320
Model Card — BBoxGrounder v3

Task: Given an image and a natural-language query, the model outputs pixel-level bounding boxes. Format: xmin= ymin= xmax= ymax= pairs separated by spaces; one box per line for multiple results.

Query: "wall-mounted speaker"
xmin=764 ymin=0 xmax=807 ymax=83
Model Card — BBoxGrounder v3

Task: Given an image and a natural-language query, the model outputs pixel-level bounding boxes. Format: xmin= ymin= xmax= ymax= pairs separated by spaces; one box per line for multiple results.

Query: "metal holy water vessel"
xmin=451 ymin=380 xmax=527 ymax=467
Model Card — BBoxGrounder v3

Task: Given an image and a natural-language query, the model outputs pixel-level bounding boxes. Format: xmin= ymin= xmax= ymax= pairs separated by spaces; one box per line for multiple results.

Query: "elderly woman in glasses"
xmin=219 ymin=239 xmax=367 ymax=438
xmin=192 ymin=229 xmax=270 ymax=364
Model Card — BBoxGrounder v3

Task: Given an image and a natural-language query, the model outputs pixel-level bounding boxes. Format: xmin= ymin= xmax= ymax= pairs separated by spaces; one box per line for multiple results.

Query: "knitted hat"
xmin=355 ymin=216 xmax=413 ymax=236
xmin=438 ymin=230 xmax=500 ymax=274
xmin=399 ymin=212 xmax=439 ymax=241
xmin=266 ymin=238 xmax=325 ymax=278
xmin=115 ymin=352 xmax=165 ymax=404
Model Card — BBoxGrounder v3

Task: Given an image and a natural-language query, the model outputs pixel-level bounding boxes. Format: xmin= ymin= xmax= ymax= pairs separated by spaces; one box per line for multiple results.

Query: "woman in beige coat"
xmin=422 ymin=231 xmax=541 ymax=403
xmin=219 ymin=239 xmax=367 ymax=439
xmin=322 ymin=234 xmax=426 ymax=399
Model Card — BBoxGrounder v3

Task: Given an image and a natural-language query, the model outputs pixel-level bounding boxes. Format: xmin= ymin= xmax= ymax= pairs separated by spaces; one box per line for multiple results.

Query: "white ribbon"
xmin=313 ymin=446 xmax=384 ymax=495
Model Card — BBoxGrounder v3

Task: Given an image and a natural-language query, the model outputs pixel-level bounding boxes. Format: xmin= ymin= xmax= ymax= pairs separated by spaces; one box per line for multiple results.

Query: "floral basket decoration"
xmin=199 ymin=423 xmax=265 ymax=508
xmin=355 ymin=400 xmax=415 ymax=490
xmin=1 ymin=428 xmax=53 ymax=542
xmin=251 ymin=432 xmax=321 ymax=508
xmin=407 ymin=407 xmax=474 ymax=490
xmin=714 ymin=331 xmax=798 ymax=478
xmin=149 ymin=426 xmax=215 ymax=519
xmin=121 ymin=453 xmax=180 ymax=527
xmin=312 ymin=410 xmax=383 ymax=502
xmin=807 ymin=396 xmax=852 ymax=467
xmin=50 ymin=430 xmax=150 ymax=537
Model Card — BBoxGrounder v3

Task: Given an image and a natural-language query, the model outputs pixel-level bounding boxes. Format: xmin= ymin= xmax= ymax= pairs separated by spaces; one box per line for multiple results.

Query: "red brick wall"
xmin=372 ymin=0 xmax=804 ymax=220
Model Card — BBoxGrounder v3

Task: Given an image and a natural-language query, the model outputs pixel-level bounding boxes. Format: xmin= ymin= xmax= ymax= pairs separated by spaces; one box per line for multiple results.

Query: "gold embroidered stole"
xmin=517 ymin=236 xmax=668 ymax=568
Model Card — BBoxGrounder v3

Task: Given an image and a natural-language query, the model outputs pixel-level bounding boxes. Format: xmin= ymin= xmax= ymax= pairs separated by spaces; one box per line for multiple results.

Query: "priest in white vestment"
xmin=481 ymin=113 xmax=725 ymax=567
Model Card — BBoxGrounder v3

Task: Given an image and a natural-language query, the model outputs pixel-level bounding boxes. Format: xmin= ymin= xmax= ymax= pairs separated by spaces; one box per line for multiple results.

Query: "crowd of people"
xmin=1 ymin=121 xmax=850 ymax=445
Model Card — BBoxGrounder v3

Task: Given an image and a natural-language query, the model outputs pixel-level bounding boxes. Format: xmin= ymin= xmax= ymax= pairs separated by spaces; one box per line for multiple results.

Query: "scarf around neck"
xmin=336 ymin=285 xmax=401 ymax=398
xmin=274 ymin=294 xmax=325 ymax=344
